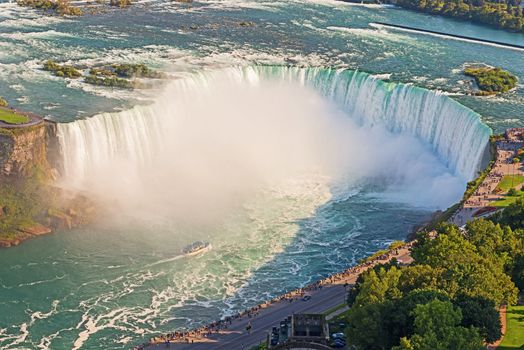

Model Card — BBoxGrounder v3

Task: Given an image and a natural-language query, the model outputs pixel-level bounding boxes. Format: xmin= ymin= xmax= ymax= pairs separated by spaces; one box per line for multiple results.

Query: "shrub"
xmin=508 ymin=188 xmax=519 ymax=197
xmin=0 ymin=97 xmax=7 ymax=107
xmin=84 ymin=75 xmax=136 ymax=89
xmin=89 ymin=67 xmax=114 ymax=77
xmin=464 ymin=67 xmax=517 ymax=94
xmin=109 ymin=0 xmax=131 ymax=7
xmin=43 ymin=60 xmax=82 ymax=78
xmin=113 ymin=64 xmax=164 ymax=78
xmin=17 ymin=0 xmax=83 ymax=15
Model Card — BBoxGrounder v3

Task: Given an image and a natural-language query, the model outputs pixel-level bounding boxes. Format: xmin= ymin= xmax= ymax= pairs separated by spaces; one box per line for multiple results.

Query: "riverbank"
xmin=143 ymin=242 xmax=414 ymax=350
xmin=362 ymin=0 xmax=524 ymax=35
xmin=0 ymin=185 xmax=96 ymax=247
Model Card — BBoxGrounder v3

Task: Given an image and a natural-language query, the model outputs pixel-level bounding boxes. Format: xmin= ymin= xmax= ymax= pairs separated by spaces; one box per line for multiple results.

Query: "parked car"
xmin=270 ymin=333 xmax=279 ymax=346
xmin=302 ymin=294 xmax=311 ymax=301
xmin=331 ymin=333 xmax=346 ymax=340
xmin=330 ymin=339 xmax=345 ymax=348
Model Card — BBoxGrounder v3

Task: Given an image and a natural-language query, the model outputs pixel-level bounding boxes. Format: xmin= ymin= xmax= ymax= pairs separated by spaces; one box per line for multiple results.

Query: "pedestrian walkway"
xmin=143 ymin=245 xmax=414 ymax=350
xmin=451 ymin=136 xmax=524 ymax=227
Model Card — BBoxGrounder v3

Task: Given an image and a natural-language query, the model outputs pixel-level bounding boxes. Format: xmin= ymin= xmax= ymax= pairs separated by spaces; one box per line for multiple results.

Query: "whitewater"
xmin=58 ymin=66 xmax=491 ymax=195
xmin=0 ymin=0 xmax=521 ymax=348
xmin=3 ymin=65 xmax=493 ymax=350
xmin=7 ymin=65 xmax=481 ymax=349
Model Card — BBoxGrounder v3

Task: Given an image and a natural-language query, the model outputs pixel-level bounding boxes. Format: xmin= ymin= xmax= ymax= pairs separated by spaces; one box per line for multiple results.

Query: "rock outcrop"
xmin=0 ymin=122 xmax=52 ymax=180
xmin=0 ymin=119 xmax=95 ymax=248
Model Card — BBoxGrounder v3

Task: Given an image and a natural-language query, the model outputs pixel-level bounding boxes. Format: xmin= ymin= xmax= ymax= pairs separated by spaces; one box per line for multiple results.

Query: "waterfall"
xmin=254 ymin=66 xmax=492 ymax=180
xmin=57 ymin=66 xmax=492 ymax=189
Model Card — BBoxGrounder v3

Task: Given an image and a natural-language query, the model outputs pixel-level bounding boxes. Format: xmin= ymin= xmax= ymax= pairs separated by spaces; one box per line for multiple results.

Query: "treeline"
xmin=344 ymin=198 xmax=524 ymax=349
xmin=395 ymin=0 xmax=524 ymax=32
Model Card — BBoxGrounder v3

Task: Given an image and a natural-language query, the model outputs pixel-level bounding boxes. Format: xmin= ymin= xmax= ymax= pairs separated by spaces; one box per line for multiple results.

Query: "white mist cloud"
xmin=58 ymin=69 xmax=466 ymax=222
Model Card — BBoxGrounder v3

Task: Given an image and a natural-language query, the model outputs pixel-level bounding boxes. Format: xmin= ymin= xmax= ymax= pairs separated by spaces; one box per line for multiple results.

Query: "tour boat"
xmin=182 ymin=241 xmax=211 ymax=256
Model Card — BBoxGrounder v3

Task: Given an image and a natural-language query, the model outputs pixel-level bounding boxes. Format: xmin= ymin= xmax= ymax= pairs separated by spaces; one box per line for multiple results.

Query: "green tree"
xmin=385 ymin=289 xmax=450 ymax=348
xmin=392 ymin=337 xmax=414 ymax=350
xmin=512 ymin=253 xmax=524 ymax=291
xmin=465 ymin=219 xmax=521 ymax=266
xmin=408 ymin=300 xmax=484 ymax=350
xmin=346 ymin=302 xmax=388 ymax=350
xmin=397 ymin=264 xmax=441 ymax=294
xmin=346 ymin=266 xmax=403 ymax=349
xmin=496 ymin=198 xmax=524 ymax=229
xmin=453 ymin=294 xmax=502 ymax=343
xmin=353 ymin=266 xmax=403 ymax=307
xmin=412 ymin=225 xmax=518 ymax=305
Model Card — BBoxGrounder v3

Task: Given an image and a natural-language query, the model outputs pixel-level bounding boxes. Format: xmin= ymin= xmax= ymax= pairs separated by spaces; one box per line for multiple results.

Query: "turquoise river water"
xmin=0 ymin=1 xmax=522 ymax=349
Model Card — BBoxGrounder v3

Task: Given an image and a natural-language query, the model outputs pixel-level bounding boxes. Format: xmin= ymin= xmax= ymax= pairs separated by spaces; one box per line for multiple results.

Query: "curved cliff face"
xmin=0 ymin=122 xmax=92 ymax=247
xmin=0 ymin=124 xmax=50 ymax=180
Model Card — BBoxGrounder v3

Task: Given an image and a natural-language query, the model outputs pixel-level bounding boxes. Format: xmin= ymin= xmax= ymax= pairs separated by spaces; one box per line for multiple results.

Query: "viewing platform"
xmin=450 ymin=128 xmax=524 ymax=226
xmin=0 ymin=106 xmax=44 ymax=129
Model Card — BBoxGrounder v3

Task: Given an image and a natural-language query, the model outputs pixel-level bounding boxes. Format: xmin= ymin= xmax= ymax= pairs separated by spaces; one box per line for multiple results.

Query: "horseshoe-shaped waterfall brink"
xmin=57 ymin=66 xmax=491 ymax=186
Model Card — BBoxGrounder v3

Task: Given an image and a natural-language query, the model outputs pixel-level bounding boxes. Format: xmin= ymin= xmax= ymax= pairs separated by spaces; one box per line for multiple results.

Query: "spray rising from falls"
xmin=259 ymin=66 xmax=492 ymax=180
xmin=57 ymin=66 xmax=491 ymax=214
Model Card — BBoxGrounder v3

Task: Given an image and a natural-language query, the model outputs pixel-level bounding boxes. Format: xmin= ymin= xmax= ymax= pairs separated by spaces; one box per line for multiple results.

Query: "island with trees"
xmin=41 ymin=60 xmax=166 ymax=89
xmin=464 ymin=66 xmax=518 ymax=95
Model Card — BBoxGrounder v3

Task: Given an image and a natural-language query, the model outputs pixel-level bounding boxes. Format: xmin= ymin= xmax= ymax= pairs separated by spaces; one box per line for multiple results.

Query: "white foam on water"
xmin=35 ymin=67 xmax=490 ymax=349
xmin=326 ymin=25 xmax=422 ymax=47
xmin=372 ymin=73 xmax=392 ymax=80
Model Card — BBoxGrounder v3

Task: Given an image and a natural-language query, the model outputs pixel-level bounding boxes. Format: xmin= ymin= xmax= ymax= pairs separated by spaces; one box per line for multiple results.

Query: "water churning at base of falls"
xmin=57 ymin=66 xmax=491 ymax=213
xmin=7 ymin=65 xmax=489 ymax=350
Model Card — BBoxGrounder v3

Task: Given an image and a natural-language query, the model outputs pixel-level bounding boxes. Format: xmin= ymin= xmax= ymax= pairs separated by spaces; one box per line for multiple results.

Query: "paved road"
xmin=149 ymin=249 xmax=413 ymax=350
xmin=150 ymin=283 xmax=349 ymax=350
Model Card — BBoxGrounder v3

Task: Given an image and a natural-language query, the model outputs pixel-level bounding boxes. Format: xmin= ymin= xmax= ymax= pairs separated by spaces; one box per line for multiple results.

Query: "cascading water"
xmin=58 ymin=66 xmax=491 ymax=189
xmin=3 ymin=66 xmax=494 ymax=350
xmin=256 ymin=66 xmax=492 ymax=180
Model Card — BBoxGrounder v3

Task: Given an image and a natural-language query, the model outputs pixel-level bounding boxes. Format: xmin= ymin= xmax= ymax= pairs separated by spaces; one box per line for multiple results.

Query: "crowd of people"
xmin=134 ymin=242 xmax=414 ymax=350
xmin=452 ymin=136 xmax=524 ymax=226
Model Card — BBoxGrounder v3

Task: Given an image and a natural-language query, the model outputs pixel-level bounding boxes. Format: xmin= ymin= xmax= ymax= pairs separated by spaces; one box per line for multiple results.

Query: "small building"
xmin=289 ymin=314 xmax=329 ymax=344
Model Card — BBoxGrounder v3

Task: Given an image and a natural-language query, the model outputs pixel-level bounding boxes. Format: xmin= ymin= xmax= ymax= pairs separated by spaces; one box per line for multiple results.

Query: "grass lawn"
xmin=0 ymin=109 xmax=29 ymax=125
xmin=493 ymin=192 xmax=524 ymax=208
xmin=499 ymin=305 xmax=524 ymax=349
xmin=496 ymin=175 xmax=524 ymax=192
